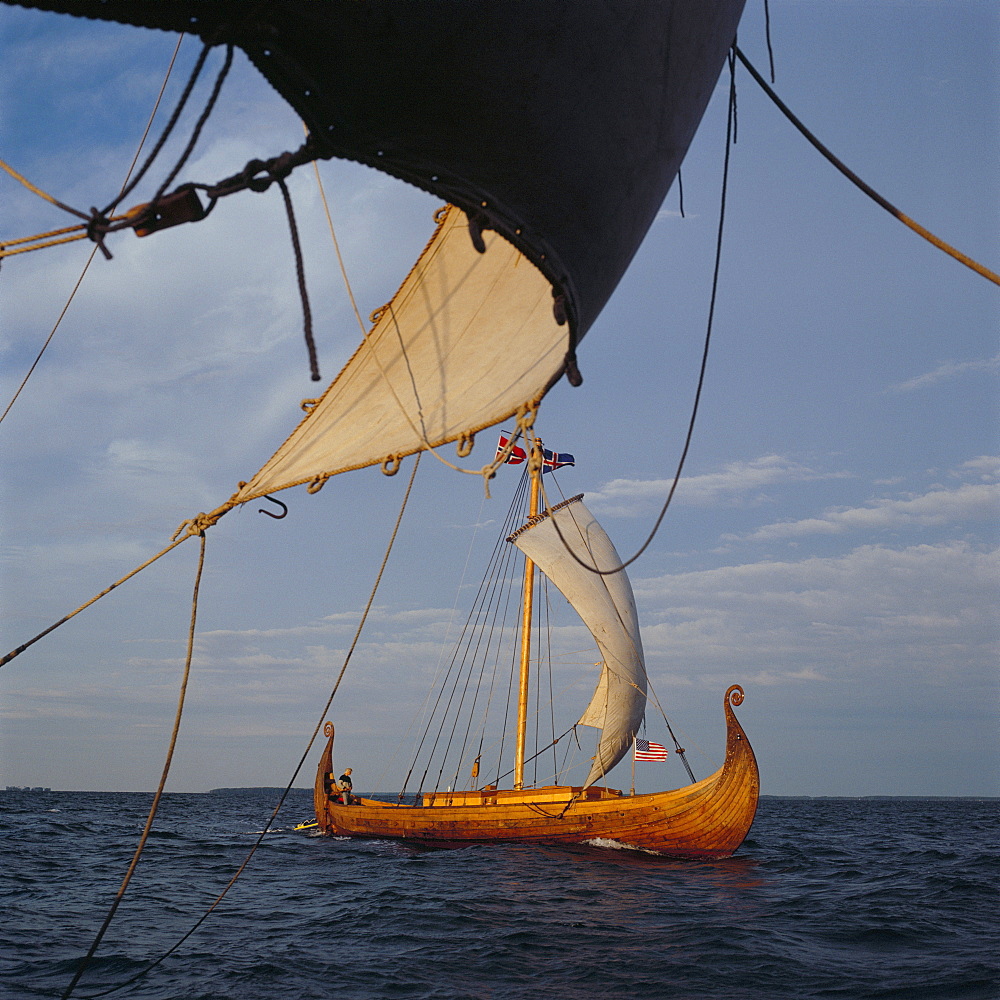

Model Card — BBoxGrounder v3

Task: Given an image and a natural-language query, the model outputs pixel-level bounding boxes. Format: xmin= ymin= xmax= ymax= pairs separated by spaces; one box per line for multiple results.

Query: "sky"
xmin=0 ymin=1 xmax=997 ymax=797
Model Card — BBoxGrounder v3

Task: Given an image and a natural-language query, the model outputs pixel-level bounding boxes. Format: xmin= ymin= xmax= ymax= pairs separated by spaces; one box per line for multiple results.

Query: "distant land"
xmin=207 ymin=787 xmax=311 ymax=795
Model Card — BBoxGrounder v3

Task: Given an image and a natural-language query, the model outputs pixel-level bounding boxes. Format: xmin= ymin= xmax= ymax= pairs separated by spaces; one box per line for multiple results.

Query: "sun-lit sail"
xmin=508 ymin=495 xmax=647 ymax=787
xmin=234 ymin=205 xmax=566 ymax=503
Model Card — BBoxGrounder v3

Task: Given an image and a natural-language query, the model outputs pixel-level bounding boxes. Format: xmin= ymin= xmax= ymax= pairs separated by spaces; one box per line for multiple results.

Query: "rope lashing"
xmin=4 ymin=136 xmax=329 ymax=378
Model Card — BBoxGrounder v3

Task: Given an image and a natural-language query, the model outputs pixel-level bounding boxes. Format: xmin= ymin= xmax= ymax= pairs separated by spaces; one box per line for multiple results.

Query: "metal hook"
xmin=258 ymin=494 xmax=288 ymax=519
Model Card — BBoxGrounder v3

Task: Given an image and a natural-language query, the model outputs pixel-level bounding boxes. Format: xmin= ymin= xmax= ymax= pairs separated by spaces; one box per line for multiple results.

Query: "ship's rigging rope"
xmin=763 ymin=0 xmax=776 ymax=83
xmin=1 ymin=40 xmax=327 ymax=381
xmin=399 ymin=469 xmax=532 ymax=801
xmin=397 ymin=466 xmax=664 ymax=802
xmin=0 ymin=38 xmax=225 ymax=258
xmin=69 ymin=455 xmax=422 ymax=999
xmin=99 ymin=42 xmax=226 ymax=232
xmin=537 ymin=37 xmax=999 ymax=578
xmin=0 ymin=34 xmax=185 ymax=428
xmin=0 ymin=530 xmax=196 ymax=669
xmin=535 ymin=47 xmax=738 ymax=579
xmin=62 ymin=531 xmax=207 ymax=999
xmin=735 ymin=47 xmax=1000 ymax=288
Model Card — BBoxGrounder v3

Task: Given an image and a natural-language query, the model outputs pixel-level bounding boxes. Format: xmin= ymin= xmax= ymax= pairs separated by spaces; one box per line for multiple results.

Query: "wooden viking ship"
xmin=313 ymin=456 xmax=759 ymax=858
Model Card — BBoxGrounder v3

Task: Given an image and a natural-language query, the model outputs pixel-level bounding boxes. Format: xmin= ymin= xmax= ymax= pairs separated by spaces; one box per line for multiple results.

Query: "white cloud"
xmin=888 ymin=351 xmax=1000 ymax=392
xmin=738 ymin=479 xmax=1000 ymax=542
xmin=587 ymin=454 xmax=843 ymax=516
xmin=958 ymin=455 xmax=1000 ymax=481
xmin=634 ymin=539 xmax=999 ymax=688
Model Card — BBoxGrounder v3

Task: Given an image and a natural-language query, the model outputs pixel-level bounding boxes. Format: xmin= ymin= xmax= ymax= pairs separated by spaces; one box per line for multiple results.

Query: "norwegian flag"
xmin=495 ymin=434 xmax=527 ymax=465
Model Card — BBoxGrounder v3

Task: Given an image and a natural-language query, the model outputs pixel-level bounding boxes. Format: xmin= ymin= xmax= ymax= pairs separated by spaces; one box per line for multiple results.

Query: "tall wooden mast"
xmin=513 ymin=442 xmax=542 ymax=789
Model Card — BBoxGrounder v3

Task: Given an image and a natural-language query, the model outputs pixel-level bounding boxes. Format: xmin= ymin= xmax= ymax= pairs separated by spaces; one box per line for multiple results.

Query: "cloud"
xmin=958 ymin=455 xmax=1000 ymax=481
xmin=888 ymin=351 xmax=1000 ymax=392
xmin=634 ymin=539 xmax=999 ymax=688
xmin=586 ymin=454 xmax=844 ymax=516
xmin=737 ymin=479 xmax=1000 ymax=542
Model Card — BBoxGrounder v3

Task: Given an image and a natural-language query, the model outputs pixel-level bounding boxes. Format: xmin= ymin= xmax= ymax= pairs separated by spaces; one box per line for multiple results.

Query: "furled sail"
xmin=234 ymin=205 xmax=566 ymax=503
xmin=509 ymin=495 xmax=647 ymax=787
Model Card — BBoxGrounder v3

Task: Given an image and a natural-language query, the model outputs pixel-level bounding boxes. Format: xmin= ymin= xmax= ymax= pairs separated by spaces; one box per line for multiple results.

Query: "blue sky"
xmin=1 ymin=1 xmax=997 ymax=796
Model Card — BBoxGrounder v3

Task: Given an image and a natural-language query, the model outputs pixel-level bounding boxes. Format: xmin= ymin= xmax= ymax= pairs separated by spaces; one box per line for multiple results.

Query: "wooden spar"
xmin=513 ymin=445 xmax=542 ymax=789
xmin=315 ymin=685 xmax=760 ymax=859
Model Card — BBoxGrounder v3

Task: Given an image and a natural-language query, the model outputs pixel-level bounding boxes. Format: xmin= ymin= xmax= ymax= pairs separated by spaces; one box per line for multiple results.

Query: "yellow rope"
xmin=61 ymin=531 xmax=207 ymax=1000
xmin=0 ymin=532 xmax=192 ymax=669
xmin=1 ymin=222 xmax=85 ymax=246
xmin=0 ymin=219 xmax=129 ymax=259
xmin=0 ymin=157 xmax=87 ymax=220
xmin=1 ymin=232 xmax=86 ymax=257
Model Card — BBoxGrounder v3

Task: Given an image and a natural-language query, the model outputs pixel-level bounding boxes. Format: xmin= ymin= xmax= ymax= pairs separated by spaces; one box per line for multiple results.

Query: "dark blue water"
xmin=1 ymin=792 xmax=996 ymax=999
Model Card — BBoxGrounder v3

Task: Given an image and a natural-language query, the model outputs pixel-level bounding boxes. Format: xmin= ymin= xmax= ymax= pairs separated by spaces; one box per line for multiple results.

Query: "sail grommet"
xmin=306 ymin=474 xmax=330 ymax=494
xmin=381 ymin=454 xmax=403 ymax=476
xmin=456 ymin=433 xmax=475 ymax=458
xmin=301 ymin=397 xmax=321 ymax=413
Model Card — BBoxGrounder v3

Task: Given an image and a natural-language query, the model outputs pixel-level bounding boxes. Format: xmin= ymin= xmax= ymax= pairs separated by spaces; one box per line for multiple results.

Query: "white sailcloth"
xmin=509 ymin=495 xmax=647 ymax=787
xmin=234 ymin=205 xmax=567 ymax=504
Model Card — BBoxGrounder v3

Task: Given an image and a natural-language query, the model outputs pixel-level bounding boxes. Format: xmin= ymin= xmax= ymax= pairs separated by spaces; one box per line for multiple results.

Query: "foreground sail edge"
xmin=233 ymin=205 xmax=567 ymax=505
xmin=313 ymin=686 xmax=759 ymax=859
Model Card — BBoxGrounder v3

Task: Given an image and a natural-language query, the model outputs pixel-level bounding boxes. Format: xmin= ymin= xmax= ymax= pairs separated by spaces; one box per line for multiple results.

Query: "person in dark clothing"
xmin=338 ymin=768 xmax=353 ymax=805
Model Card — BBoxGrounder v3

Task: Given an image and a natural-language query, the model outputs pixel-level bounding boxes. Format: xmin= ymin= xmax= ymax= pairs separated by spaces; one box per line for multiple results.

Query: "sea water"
xmin=1 ymin=791 xmax=997 ymax=999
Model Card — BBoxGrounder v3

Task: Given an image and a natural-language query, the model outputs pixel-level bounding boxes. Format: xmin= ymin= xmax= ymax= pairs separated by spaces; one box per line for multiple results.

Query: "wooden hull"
xmin=314 ymin=686 xmax=759 ymax=858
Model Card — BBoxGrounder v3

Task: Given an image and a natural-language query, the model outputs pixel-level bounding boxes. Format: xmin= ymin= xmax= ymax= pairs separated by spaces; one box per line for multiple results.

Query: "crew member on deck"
xmin=339 ymin=768 xmax=353 ymax=805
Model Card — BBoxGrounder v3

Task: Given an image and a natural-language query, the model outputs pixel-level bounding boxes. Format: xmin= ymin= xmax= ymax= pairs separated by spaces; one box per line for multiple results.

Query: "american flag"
xmin=634 ymin=739 xmax=668 ymax=761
